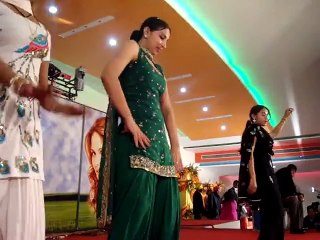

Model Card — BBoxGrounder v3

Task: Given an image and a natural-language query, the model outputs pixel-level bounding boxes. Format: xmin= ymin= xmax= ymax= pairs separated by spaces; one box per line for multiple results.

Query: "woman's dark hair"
xmin=244 ymin=104 xmax=271 ymax=128
xmin=240 ymin=105 xmax=271 ymax=152
xmin=130 ymin=17 xmax=171 ymax=42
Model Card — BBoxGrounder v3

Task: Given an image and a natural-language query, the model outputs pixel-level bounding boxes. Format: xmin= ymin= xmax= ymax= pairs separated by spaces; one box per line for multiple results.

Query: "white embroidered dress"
xmin=0 ymin=1 xmax=50 ymax=240
xmin=0 ymin=1 xmax=51 ymax=180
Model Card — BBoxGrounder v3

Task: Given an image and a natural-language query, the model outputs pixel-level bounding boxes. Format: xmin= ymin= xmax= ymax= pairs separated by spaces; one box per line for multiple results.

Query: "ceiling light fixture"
xmin=220 ymin=125 xmax=227 ymax=131
xmin=59 ymin=16 xmax=115 ymax=38
xmin=180 ymin=87 xmax=187 ymax=93
xmin=48 ymin=5 xmax=58 ymax=14
xmin=202 ymin=106 xmax=208 ymax=112
xmin=109 ymin=38 xmax=117 ymax=47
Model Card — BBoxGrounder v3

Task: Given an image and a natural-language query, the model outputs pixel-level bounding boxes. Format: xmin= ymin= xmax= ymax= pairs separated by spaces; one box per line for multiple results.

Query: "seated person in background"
xmin=276 ymin=164 xmax=305 ymax=233
xmin=220 ymin=180 xmax=239 ymax=220
xmin=311 ymin=202 xmax=319 ymax=215
xmin=303 ymin=205 xmax=320 ymax=229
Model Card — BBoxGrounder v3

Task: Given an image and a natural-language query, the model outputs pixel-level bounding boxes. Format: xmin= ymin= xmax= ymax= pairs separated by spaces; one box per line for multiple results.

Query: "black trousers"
xmin=258 ymin=178 xmax=284 ymax=240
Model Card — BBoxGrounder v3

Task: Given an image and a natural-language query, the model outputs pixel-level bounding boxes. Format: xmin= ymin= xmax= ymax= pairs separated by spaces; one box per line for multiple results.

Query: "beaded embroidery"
xmin=130 ymin=155 xmax=176 ymax=177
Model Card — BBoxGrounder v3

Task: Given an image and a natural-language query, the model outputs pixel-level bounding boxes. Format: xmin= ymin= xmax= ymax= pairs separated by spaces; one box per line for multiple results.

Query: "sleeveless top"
xmin=116 ymin=47 xmax=176 ymax=177
xmin=96 ymin=46 xmax=177 ymax=227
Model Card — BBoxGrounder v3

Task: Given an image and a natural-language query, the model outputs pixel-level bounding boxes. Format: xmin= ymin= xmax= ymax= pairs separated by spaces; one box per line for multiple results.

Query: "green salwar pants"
xmin=108 ymin=136 xmax=180 ymax=240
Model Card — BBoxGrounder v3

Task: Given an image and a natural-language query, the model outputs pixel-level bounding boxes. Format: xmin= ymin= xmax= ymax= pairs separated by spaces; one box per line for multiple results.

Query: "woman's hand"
xmin=283 ymin=108 xmax=294 ymax=119
xmin=171 ymin=147 xmax=183 ymax=173
xmin=19 ymin=84 xmax=83 ymax=115
xmin=122 ymin=118 xmax=150 ymax=149
xmin=247 ymin=178 xmax=257 ymax=195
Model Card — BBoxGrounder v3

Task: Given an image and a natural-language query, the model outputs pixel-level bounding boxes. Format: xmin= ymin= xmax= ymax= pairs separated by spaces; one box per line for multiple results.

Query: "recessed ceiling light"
xmin=220 ymin=125 xmax=227 ymax=131
xmin=109 ymin=38 xmax=117 ymax=47
xmin=180 ymin=87 xmax=187 ymax=93
xmin=202 ymin=106 xmax=209 ymax=112
xmin=48 ymin=5 xmax=58 ymax=14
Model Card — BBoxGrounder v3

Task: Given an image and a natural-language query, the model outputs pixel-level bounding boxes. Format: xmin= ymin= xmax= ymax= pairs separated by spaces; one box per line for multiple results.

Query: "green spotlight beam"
xmin=165 ymin=0 xmax=278 ymax=125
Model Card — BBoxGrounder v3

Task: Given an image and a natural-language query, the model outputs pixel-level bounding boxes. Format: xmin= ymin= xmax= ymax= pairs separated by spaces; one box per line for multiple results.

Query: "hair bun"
xmin=130 ymin=29 xmax=143 ymax=42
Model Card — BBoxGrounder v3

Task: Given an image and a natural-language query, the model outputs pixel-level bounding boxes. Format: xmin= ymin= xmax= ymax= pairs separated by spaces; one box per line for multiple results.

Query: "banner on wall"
xmin=42 ymin=107 xmax=83 ymax=194
xmin=41 ymin=105 xmax=106 ymax=195
xmin=40 ymin=99 xmax=106 ymax=231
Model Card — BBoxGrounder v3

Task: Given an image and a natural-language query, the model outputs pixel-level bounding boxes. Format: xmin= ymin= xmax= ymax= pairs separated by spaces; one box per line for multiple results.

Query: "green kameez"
xmin=97 ymin=47 xmax=180 ymax=240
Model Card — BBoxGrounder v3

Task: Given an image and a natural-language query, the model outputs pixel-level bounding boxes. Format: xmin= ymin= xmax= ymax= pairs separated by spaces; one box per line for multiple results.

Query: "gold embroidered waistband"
xmin=130 ymin=155 xmax=177 ymax=178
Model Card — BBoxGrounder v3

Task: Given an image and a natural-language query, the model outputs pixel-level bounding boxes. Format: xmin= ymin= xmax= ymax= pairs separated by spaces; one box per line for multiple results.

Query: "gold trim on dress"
xmin=130 ymin=155 xmax=177 ymax=178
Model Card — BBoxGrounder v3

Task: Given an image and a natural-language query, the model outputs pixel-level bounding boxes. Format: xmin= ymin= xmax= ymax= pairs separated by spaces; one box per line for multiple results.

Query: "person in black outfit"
xmin=276 ymin=164 xmax=305 ymax=233
xmin=238 ymin=105 xmax=293 ymax=240
xmin=223 ymin=180 xmax=239 ymax=203
xmin=193 ymin=187 xmax=205 ymax=219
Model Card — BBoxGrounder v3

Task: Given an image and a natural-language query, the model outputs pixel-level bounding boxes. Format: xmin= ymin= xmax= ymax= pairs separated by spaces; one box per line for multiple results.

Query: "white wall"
xmin=180 ymin=147 xmax=195 ymax=167
xmin=197 ymin=165 xmax=232 ymax=183
xmin=75 ymin=85 xmax=108 ymax=111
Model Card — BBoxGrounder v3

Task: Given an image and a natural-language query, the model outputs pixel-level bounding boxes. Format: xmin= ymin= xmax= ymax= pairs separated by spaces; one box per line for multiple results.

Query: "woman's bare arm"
xmin=269 ymin=108 xmax=293 ymax=138
xmin=247 ymin=137 xmax=257 ymax=194
xmin=100 ymin=40 xmax=150 ymax=149
xmin=101 ymin=40 xmax=139 ymax=122
xmin=160 ymin=88 xmax=183 ymax=171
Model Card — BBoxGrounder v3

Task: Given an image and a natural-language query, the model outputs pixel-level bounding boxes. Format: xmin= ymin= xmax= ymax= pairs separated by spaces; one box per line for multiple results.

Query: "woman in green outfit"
xmin=98 ymin=17 xmax=183 ymax=240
